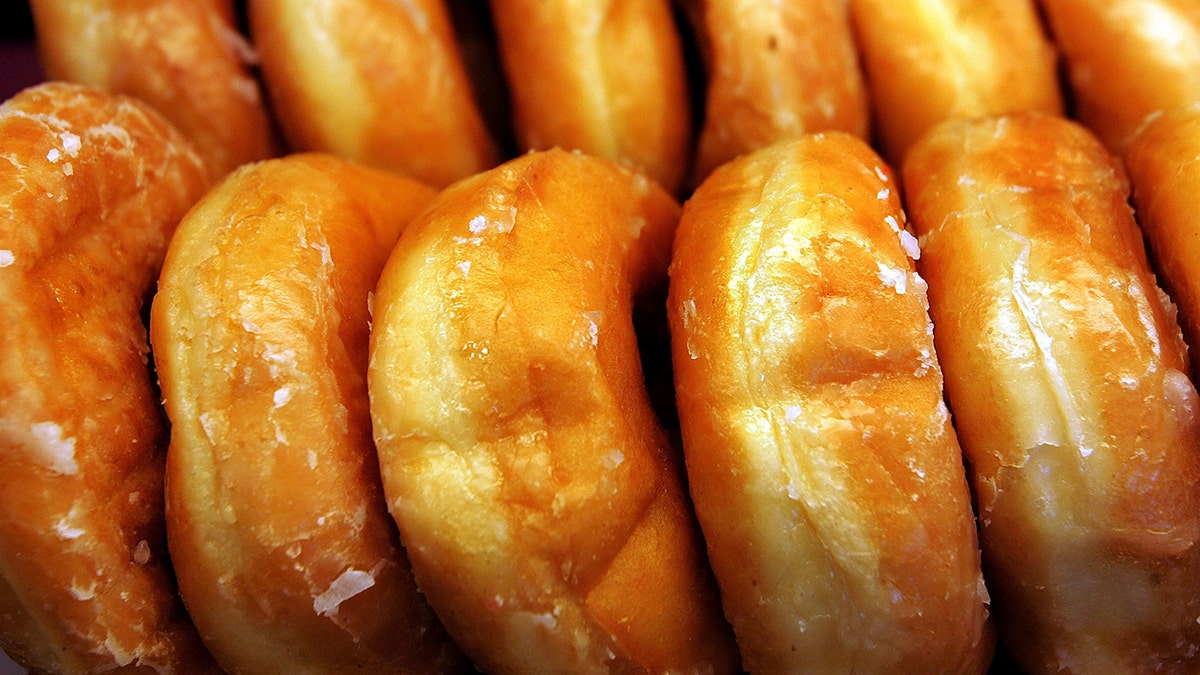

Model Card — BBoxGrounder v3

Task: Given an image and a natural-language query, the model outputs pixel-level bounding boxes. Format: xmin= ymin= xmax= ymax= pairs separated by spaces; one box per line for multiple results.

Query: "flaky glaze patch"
xmin=0 ymin=82 xmax=215 ymax=674
xmin=150 ymin=154 xmax=470 ymax=674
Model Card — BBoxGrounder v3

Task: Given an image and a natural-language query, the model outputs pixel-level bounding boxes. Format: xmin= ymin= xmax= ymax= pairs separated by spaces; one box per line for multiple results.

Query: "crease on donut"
xmin=968 ymin=185 xmax=1084 ymax=534
xmin=484 ymin=165 xmax=661 ymax=587
xmin=731 ymin=162 xmax=887 ymax=641
xmin=1004 ymin=228 xmax=1086 ymax=459
xmin=370 ymin=149 xmax=734 ymax=671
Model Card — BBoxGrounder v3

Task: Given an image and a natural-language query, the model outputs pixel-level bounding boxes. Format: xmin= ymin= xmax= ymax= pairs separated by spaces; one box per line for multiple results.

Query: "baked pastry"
xmin=487 ymin=0 xmax=692 ymax=194
xmin=0 ymin=82 xmax=215 ymax=673
xmin=1039 ymin=0 xmax=1200 ymax=151
xmin=848 ymin=0 xmax=1064 ymax=165
xmin=249 ymin=0 xmax=500 ymax=188
xmin=1123 ymin=105 xmax=1200 ymax=366
xmin=681 ymin=0 xmax=870 ymax=186
xmin=903 ymin=112 xmax=1200 ymax=673
xmin=668 ymin=132 xmax=993 ymax=673
xmin=368 ymin=148 xmax=741 ymax=674
xmin=29 ymin=0 xmax=281 ymax=176
xmin=150 ymin=153 xmax=471 ymax=673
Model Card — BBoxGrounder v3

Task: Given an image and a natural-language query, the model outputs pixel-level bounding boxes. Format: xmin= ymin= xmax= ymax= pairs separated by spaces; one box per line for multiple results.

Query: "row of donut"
xmin=6 ymin=0 xmax=1200 ymax=674
xmin=25 ymin=0 xmax=1200 ymax=194
xmin=6 ymin=77 xmax=1200 ymax=673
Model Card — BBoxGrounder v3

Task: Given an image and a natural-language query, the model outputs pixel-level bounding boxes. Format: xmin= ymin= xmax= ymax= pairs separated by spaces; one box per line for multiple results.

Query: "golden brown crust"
xmin=29 ymin=0 xmax=281 ymax=177
xmin=368 ymin=148 xmax=740 ymax=674
xmin=1040 ymin=0 xmax=1200 ymax=152
xmin=0 ymin=82 xmax=215 ymax=674
xmin=848 ymin=0 xmax=1064 ymax=165
xmin=150 ymin=154 xmax=471 ymax=673
xmin=903 ymin=112 xmax=1200 ymax=673
xmin=669 ymin=132 xmax=993 ymax=673
xmin=684 ymin=0 xmax=870 ymax=187
xmin=487 ymin=0 xmax=693 ymax=194
xmin=249 ymin=0 xmax=500 ymax=188
xmin=1124 ymin=105 xmax=1200 ymax=373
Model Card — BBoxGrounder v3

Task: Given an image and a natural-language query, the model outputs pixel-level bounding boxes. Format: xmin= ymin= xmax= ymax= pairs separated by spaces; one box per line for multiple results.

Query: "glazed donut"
xmin=681 ymin=0 xmax=870 ymax=187
xmin=29 ymin=0 xmax=281 ymax=177
xmin=249 ymin=0 xmax=500 ymax=188
xmin=0 ymin=82 xmax=214 ymax=673
xmin=487 ymin=0 xmax=693 ymax=194
xmin=1038 ymin=0 xmax=1200 ymax=152
xmin=149 ymin=154 xmax=471 ymax=673
xmin=848 ymin=0 xmax=1064 ymax=165
xmin=367 ymin=148 xmax=740 ymax=674
xmin=902 ymin=112 xmax=1200 ymax=673
xmin=668 ymin=133 xmax=993 ymax=673
xmin=1124 ymin=105 xmax=1200 ymax=367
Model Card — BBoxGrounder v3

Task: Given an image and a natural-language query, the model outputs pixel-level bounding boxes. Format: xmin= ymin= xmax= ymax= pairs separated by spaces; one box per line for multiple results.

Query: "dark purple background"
xmin=1 ymin=2 xmax=44 ymax=101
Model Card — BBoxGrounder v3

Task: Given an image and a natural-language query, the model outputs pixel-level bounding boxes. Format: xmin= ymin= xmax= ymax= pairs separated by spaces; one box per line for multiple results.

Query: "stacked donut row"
xmin=3 ymin=0 xmax=1200 ymax=673
xmin=24 ymin=0 xmax=1200 ymax=190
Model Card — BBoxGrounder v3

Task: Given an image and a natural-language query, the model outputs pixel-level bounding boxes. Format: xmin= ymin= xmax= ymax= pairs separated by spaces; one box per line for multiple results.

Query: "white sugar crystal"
xmin=531 ymin=613 xmax=557 ymax=629
xmin=132 ymin=540 xmax=151 ymax=565
xmin=313 ymin=568 xmax=376 ymax=617
xmin=29 ymin=422 xmax=78 ymax=475
xmin=0 ymin=250 xmax=14 ymax=267
xmin=877 ymin=263 xmax=907 ymax=294
xmin=582 ymin=310 xmax=602 ymax=346
xmin=60 ymin=132 xmax=81 ymax=157
xmin=602 ymin=449 xmax=625 ymax=469
xmin=69 ymin=578 xmax=97 ymax=601
xmin=53 ymin=511 xmax=86 ymax=539
xmin=310 ymin=241 xmax=332 ymax=267
xmin=199 ymin=413 xmax=218 ymax=443
xmin=899 ymin=230 xmax=921 ymax=260
xmin=627 ymin=215 xmax=646 ymax=238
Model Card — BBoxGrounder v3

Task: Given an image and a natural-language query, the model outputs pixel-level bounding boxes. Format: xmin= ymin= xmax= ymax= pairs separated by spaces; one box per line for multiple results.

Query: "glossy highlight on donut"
xmin=669 ymin=132 xmax=993 ymax=673
xmin=903 ymin=112 xmax=1200 ymax=673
